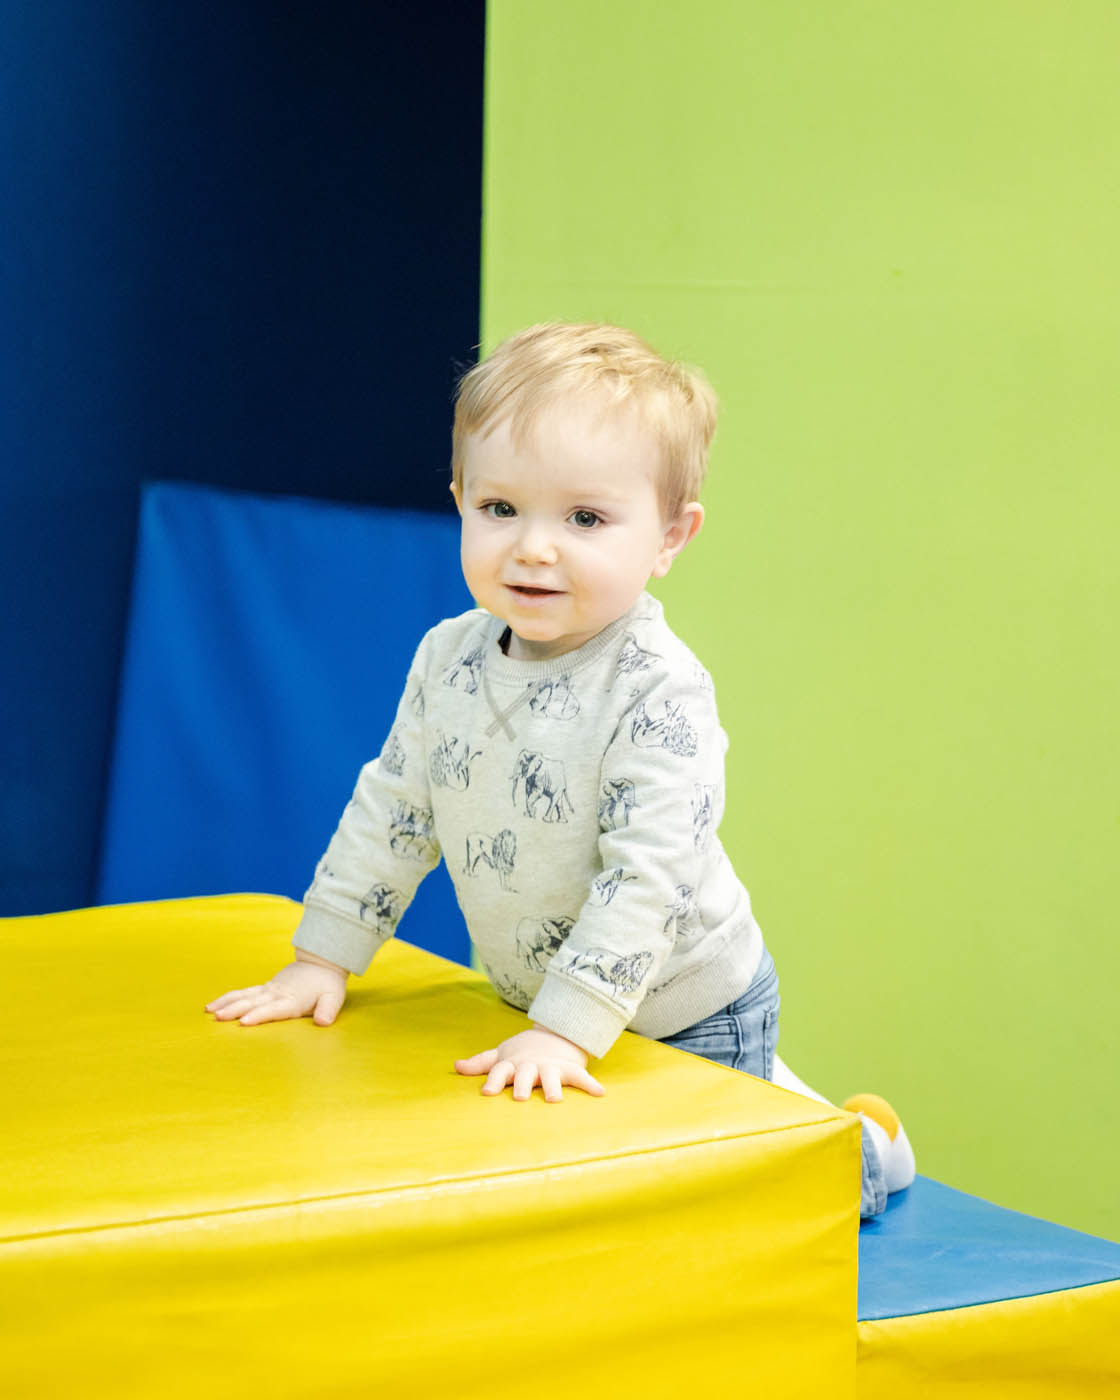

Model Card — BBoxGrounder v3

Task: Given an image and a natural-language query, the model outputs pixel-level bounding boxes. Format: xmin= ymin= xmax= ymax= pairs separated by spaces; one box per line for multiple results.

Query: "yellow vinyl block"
xmin=3 ymin=895 xmax=860 ymax=1399
xmin=857 ymin=1280 xmax=1120 ymax=1399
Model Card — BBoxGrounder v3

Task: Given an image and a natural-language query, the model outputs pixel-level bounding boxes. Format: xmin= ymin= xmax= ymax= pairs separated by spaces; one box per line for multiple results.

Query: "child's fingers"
xmin=564 ymin=1066 xmax=606 ymax=1097
xmin=512 ymin=1062 xmax=538 ymax=1100
xmin=238 ymin=995 xmax=301 ymax=1026
xmin=482 ymin=1059 xmax=515 ymax=1095
xmin=312 ymin=988 xmax=345 ymax=1026
xmin=205 ymin=986 xmax=264 ymax=1012
xmin=540 ymin=1064 xmax=564 ymax=1103
xmin=208 ymin=993 xmax=265 ymax=1021
xmin=454 ymin=1048 xmax=500 ymax=1077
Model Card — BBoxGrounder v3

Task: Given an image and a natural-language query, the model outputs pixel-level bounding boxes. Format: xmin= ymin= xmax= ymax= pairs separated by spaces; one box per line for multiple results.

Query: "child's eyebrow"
xmin=463 ymin=478 xmax=513 ymax=496
xmin=465 ymin=475 xmax=638 ymax=505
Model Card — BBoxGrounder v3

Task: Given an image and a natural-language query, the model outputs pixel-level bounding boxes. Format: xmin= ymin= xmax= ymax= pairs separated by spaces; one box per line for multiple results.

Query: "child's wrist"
xmin=531 ymin=1023 xmax=588 ymax=1059
xmin=294 ymin=948 xmax=350 ymax=978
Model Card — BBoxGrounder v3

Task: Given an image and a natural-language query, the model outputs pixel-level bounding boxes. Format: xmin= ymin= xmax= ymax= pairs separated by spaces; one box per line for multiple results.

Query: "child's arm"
xmin=291 ymin=631 xmax=442 ymax=977
xmin=205 ymin=948 xmax=349 ymax=1026
xmin=454 ymin=1025 xmax=604 ymax=1102
xmin=205 ymin=628 xmax=441 ymax=1027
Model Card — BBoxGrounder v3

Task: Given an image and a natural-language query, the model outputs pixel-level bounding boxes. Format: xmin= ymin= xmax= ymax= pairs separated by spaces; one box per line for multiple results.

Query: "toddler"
xmin=206 ymin=322 xmax=914 ymax=1218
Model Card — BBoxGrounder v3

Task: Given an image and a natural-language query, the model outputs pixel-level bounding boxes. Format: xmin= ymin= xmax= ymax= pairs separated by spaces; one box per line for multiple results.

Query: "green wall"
xmin=483 ymin=1 xmax=1119 ymax=1240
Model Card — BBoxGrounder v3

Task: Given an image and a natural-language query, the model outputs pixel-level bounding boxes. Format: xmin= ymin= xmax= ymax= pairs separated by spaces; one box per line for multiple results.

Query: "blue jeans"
xmin=658 ymin=948 xmax=887 ymax=1219
xmin=658 ymin=947 xmax=780 ymax=1080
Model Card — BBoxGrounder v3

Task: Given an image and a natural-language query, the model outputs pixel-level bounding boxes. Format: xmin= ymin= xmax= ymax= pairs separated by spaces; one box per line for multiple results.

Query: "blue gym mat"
xmin=98 ymin=481 xmax=473 ymax=965
xmin=858 ymin=1175 xmax=1120 ymax=1320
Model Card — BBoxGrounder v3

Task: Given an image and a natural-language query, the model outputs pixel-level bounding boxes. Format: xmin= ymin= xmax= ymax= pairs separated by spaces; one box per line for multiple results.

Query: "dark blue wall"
xmin=1 ymin=2 xmax=484 ymax=915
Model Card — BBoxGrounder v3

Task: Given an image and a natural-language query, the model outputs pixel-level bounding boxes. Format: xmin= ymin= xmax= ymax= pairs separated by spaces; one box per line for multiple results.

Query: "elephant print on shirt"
xmin=389 ymin=801 xmax=438 ymax=863
xmin=380 ymin=728 xmax=406 ymax=778
xmin=359 ymin=882 xmax=404 ymax=935
xmin=510 ymin=749 xmax=574 ymax=823
xmin=529 ymin=675 xmax=580 ymax=720
xmin=515 ymin=915 xmax=575 ymax=971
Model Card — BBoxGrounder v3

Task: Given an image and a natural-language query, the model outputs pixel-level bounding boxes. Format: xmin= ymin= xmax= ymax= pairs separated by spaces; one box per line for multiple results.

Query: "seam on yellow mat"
xmin=2 ymin=892 xmax=303 ymax=923
xmin=1 ymin=1118 xmax=845 ymax=1250
xmin=857 ymin=1273 xmax=1120 ymax=1322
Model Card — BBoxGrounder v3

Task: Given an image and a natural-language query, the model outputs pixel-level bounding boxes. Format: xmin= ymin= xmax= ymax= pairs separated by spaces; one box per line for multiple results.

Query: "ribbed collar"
xmin=481 ymin=592 xmax=661 ymax=684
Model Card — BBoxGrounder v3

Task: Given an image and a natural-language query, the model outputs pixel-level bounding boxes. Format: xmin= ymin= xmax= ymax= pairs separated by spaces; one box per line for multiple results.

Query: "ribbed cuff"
xmin=292 ymin=903 xmax=382 ymax=976
xmin=528 ymin=975 xmax=629 ymax=1060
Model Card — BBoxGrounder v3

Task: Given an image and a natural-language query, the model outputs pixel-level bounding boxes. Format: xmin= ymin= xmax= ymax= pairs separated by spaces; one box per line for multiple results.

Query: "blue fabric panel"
xmin=97 ymin=482 xmax=473 ymax=964
xmin=858 ymin=1175 xmax=1120 ymax=1321
xmin=1 ymin=5 xmax=482 ymax=918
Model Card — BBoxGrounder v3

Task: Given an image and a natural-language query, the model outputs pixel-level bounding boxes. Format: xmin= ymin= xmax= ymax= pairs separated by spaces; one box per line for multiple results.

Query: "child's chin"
xmin=511 ymin=619 xmax=561 ymax=637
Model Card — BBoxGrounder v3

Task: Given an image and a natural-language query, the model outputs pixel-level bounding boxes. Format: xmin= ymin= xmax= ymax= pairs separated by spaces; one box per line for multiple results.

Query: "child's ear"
xmin=450 ymin=481 xmax=463 ymax=516
xmin=651 ymin=503 xmax=704 ymax=578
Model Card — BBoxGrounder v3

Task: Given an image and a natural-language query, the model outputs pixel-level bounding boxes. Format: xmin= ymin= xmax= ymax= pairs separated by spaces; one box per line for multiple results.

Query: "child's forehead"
xmin=465 ymin=391 xmax=664 ymax=469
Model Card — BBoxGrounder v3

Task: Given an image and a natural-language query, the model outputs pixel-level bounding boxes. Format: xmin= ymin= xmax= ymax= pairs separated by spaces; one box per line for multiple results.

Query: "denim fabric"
xmin=657 ymin=946 xmax=888 ymax=1220
xmin=658 ymin=948 xmax=779 ymax=1080
xmin=859 ymin=1126 xmax=888 ymax=1219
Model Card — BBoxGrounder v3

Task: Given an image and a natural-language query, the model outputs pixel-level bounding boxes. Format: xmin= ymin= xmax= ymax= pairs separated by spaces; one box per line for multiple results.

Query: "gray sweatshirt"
xmin=293 ymin=592 xmax=764 ymax=1058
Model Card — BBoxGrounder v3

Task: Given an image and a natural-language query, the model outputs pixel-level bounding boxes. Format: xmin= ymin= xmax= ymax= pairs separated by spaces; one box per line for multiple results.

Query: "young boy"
xmin=206 ymin=322 xmax=913 ymax=1218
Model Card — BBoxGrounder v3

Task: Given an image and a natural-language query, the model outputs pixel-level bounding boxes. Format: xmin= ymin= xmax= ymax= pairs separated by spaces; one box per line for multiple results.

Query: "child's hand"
xmin=205 ymin=953 xmax=348 ymax=1027
xmin=454 ymin=1025 xmax=605 ymax=1102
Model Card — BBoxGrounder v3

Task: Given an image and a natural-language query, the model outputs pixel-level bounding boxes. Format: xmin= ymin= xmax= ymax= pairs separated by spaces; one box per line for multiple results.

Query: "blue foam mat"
xmin=858 ymin=1175 xmax=1120 ymax=1320
xmin=98 ymin=482 xmax=474 ymax=965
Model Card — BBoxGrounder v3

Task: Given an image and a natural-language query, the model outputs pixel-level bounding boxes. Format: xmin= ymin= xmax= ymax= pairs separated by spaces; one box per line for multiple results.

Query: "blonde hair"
xmin=452 ymin=323 xmax=719 ymax=518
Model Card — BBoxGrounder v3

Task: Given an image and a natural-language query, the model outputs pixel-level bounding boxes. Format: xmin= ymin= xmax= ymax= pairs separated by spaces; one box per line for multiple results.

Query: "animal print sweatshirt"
xmin=292 ymin=592 xmax=765 ymax=1058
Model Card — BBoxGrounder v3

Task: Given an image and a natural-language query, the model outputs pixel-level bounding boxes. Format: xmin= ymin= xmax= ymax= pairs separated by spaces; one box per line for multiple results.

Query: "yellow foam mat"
xmin=858 ymin=1279 xmax=1120 ymax=1398
xmin=3 ymin=895 xmax=859 ymax=1399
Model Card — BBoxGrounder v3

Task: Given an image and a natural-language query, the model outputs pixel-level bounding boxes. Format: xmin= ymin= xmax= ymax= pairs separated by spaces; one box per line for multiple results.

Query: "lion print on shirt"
xmin=631 ymin=698 xmax=698 ymax=757
xmin=389 ymin=800 xmax=438 ymax=863
xmin=380 ymin=728 xmax=406 ymax=778
xmin=598 ymin=777 xmax=637 ymax=831
xmin=691 ymin=784 xmax=715 ymax=851
xmin=510 ymin=749 xmax=574 ymax=822
xmin=359 ymin=882 xmax=404 ymax=935
xmin=443 ymin=644 xmax=486 ymax=696
xmin=563 ymin=948 xmax=655 ymax=1000
xmin=430 ymin=732 xmax=483 ymax=790
xmin=464 ymin=829 xmax=517 ymax=891
xmin=529 ymin=675 xmax=580 ymax=719
xmin=591 ymin=867 xmax=637 ymax=905
xmin=516 ymin=915 xmax=575 ymax=971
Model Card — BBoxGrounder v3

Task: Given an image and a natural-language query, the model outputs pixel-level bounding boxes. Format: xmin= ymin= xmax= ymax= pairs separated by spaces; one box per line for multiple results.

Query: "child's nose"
xmin=513 ymin=520 xmax=559 ymax=565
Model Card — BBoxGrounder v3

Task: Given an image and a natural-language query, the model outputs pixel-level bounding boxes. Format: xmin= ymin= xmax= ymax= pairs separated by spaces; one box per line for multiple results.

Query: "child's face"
xmin=452 ymin=396 xmax=702 ymax=661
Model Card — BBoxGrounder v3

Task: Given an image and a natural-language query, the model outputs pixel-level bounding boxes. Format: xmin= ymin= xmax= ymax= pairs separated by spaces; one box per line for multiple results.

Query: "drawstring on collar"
xmin=483 ymin=674 xmax=538 ymax=739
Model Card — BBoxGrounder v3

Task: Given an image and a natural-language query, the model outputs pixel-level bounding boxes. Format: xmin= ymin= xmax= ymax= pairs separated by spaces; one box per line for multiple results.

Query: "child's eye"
xmin=483 ymin=501 xmax=516 ymax=519
xmin=570 ymin=509 xmax=601 ymax=529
